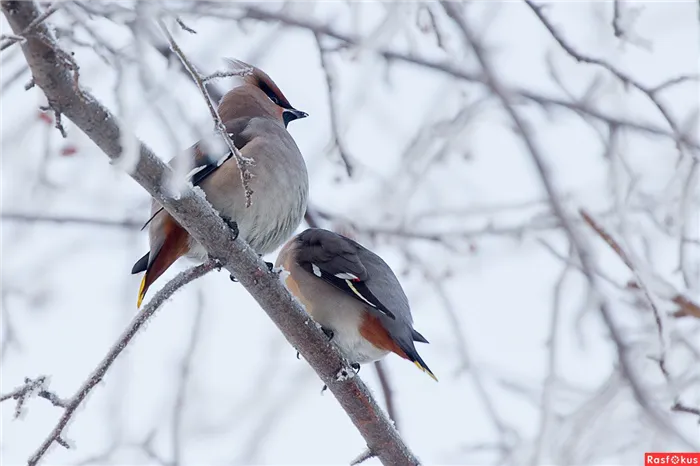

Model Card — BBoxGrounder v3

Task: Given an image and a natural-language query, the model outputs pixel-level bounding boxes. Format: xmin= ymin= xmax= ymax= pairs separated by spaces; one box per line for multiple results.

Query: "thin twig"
xmin=175 ymin=16 xmax=196 ymax=34
xmin=671 ymin=401 xmax=700 ymax=421
xmin=314 ymin=33 xmax=354 ymax=177
xmin=440 ymin=1 xmax=698 ymax=451
xmin=232 ymin=4 xmax=700 ymax=151
xmin=25 ymin=262 xmax=216 ymax=466
xmin=157 ymin=19 xmax=256 ymax=207
xmin=350 ymin=449 xmax=377 ymax=465
xmin=531 ymin=242 xmax=574 ymax=466
xmin=373 ymin=361 xmax=399 ymax=430
xmin=1 ymin=212 xmax=143 ymax=229
xmin=612 ymin=0 xmax=624 ymax=38
xmin=0 ymin=3 xmax=59 ymax=51
xmin=523 ymin=0 xmax=696 ymax=158
xmin=171 ymin=291 xmax=205 ymax=466
xmin=0 ymin=376 xmax=69 ymax=419
xmin=579 ymin=209 xmax=670 ymax=379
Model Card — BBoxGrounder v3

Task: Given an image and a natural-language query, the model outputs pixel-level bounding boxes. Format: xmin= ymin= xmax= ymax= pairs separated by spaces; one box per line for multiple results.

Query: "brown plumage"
xmin=359 ymin=314 xmax=410 ymax=360
xmin=276 ymin=229 xmax=436 ymax=380
xmin=133 ymin=59 xmax=309 ymax=307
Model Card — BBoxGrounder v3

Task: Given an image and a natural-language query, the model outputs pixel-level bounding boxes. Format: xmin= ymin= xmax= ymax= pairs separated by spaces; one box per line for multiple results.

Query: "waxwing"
xmin=132 ymin=59 xmax=309 ymax=307
xmin=276 ymin=228 xmax=436 ymax=380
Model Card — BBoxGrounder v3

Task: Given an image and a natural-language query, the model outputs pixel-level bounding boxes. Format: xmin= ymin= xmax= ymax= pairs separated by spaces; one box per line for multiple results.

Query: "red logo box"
xmin=645 ymin=453 xmax=700 ymax=465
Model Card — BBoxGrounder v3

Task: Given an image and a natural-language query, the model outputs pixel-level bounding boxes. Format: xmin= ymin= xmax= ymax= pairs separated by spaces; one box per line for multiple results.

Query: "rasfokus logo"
xmin=645 ymin=453 xmax=700 ymax=465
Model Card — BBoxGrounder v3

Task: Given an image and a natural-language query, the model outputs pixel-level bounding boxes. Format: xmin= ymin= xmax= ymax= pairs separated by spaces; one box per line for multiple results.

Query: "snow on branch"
xmin=1 ymin=2 xmax=420 ymax=465
xmin=0 ymin=262 xmax=216 ymax=465
xmin=157 ymin=19 xmax=256 ymax=207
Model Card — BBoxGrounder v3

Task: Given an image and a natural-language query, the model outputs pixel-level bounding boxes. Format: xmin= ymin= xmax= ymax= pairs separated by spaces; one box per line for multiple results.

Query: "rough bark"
xmin=1 ymin=1 xmax=419 ymax=464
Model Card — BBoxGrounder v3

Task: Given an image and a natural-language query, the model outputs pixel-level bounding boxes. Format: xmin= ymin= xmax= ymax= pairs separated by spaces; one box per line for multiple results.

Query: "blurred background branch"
xmin=1 ymin=0 xmax=698 ymax=464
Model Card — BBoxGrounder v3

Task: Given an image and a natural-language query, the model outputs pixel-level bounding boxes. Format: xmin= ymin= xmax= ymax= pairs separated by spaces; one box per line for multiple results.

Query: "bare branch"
xmin=175 ymin=16 xmax=196 ymax=34
xmin=0 ymin=3 xmax=58 ymax=51
xmin=440 ymin=1 xmax=699 ymax=450
xmin=0 ymin=376 xmax=68 ymax=419
xmin=351 ymin=449 xmax=377 ymax=465
xmin=671 ymin=294 xmax=700 ymax=319
xmin=580 ymin=209 xmax=670 ymax=378
xmin=3 ymin=3 xmax=421 ymax=464
xmin=233 ymin=4 xmax=699 ymax=150
xmin=1 ymin=212 xmax=144 ymax=229
xmin=671 ymin=401 xmax=700 ymax=421
xmin=314 ymin=33 xmax=354 ymax=177
xmin=523 ymin=0 xmax=696 ymax=158
xmin=531 ymin=242 xmax=574 ymax=466
xmin=171 ymin=292 xmax=205 ymax=466
xmin=373 ymin=361 xmax=400 ymax=430
xmin=157 ymin=19 xmax=256 ymax=207
xmin=23 ymin=261 xmax=216 ymax=466
xmin=612 ymin=0 xmax=624 ymax=38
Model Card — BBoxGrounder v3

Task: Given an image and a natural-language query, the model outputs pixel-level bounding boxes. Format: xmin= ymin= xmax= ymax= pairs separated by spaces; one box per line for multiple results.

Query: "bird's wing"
xmin=140 ymin=118 xmax=253 ymax=230
xmin=296 ymin=229 xmax=397 ymax=320
xmin=180 ymin=117 xmax=253 ymax=187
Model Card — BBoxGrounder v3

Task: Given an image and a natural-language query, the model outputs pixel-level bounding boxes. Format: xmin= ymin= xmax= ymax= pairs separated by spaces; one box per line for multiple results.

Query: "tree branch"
xmin=440 ymin=0 xmax=699 ymax=451
xmin=523 ymin=0 xmax=696 ymax=158
xmin=1 ymin=212 xmax=143 ymax=229
xmin=0 ymin=376 xmax=69 ymax=419
xmin=157 ymin=19 xmax=256 ymax=207
xmin=314 ymin=33 xmax=354 ymax=177
xmin=0 ymin=261 xmax=216 ymax=466
xmin=231 ymin=4 xmax=699 ymax=151
xmin=2 ymin=2 xmax=419 ymax=465
xmin=0 ymin=3 xmax=58 ymax=51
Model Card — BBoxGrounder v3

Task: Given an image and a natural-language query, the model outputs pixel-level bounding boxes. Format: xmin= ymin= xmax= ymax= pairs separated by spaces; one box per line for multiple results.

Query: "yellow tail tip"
xmin=414 ymin=361 xmax=438 ymax=382
xmin=137 ymin=275 xmax=147 ymax=308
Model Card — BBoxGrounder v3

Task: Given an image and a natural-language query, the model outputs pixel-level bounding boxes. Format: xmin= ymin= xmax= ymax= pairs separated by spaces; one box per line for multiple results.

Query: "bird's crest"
xmin=224 ymin=58 xmax=293 ymax=109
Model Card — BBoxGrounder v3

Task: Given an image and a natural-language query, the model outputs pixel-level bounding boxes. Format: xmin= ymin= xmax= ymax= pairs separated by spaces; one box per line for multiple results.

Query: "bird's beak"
xmin=282 ymin=108 xmax=309 ymax=127
xmin=289 ymin=108 xmax=308 ymax=119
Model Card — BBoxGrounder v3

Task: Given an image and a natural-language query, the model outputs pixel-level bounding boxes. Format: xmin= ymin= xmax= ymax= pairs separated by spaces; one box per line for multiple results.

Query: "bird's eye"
xmin=258 ymin=79 xmax=283 ymax=106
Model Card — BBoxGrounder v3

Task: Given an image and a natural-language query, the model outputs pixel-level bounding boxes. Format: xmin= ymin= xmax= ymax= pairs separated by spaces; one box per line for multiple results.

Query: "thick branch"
xmin=2 ymin=2 xmax=418 ymax=465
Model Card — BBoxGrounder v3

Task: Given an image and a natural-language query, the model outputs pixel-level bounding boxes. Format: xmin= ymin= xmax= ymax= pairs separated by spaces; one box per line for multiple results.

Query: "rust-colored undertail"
xmin=359 ymin=314 xmax=438 ymax=381
xmin=137 ymin=215 xmax=190 ymax=308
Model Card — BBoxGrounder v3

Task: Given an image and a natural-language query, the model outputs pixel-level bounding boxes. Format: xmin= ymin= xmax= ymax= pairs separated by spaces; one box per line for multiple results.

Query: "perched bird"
xmin=132 ymin=59 xmax=309 ymax=307
xmin=276 ymin=228 xmax=436 ymax=381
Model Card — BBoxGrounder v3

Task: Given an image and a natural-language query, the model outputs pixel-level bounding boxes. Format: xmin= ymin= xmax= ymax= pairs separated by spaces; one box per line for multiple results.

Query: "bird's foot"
xmin=221 ymin=216 xmax=239 ymax=241
xmin=229 ymin=274 xmax=238 ymax=282
xmin=207 ymin=255 xmax=224 ymax=271
xmin=296 ymin=351 xmax=300 ymax=360
xmin=321 ymin=327 xmax=334 ymax=341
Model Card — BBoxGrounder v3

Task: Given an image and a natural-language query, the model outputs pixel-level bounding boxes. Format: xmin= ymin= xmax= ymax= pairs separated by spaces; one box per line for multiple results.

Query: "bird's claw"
xmin=222 ymin=217 xmax=239 ymax=240
xmin=351 ymin=363 xmax=361 ymax=374
xmin=229 ymin=274 xmax=238 ymax=282
xmin=265 ymin=261 xmax=274 ymax=272
xmin=296 ymin=351 xmax=300 ymax=360
xmin=208 ymin=255 xmax=224 ymax=271
xmin=321 ymin=327 xmax=334 ymax=341
xmin=320 ymin=384 xmax=328 ymax=395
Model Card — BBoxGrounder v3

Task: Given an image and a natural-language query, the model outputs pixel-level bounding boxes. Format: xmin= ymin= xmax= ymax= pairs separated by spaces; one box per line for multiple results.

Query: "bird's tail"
xmin=397 ymin=339 xmax=438 ymax=382
xmin=136 ymin=220 xmax=189 ymax=308
xmin=413 ymin=360 xmax=438 ymax=382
